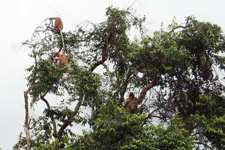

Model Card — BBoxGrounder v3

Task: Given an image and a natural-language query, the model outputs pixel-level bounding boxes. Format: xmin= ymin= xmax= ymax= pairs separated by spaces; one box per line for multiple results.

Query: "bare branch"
xmin=102 ymin=63 xmax=115 ymax=86
xmin=23 ymin=54 xmax=38 ymax=150
xmin=24 ymin=88 xmax=31 ymax=150
xmin=18 ymin=132 xmax=23 ymax=150
xmin=161 ymin=25 xmax=190 ymax=43
xmin=40 ymin=95 xmax=57 ymax=136
xmin=127 ymin=0 xmax=138 ymax=10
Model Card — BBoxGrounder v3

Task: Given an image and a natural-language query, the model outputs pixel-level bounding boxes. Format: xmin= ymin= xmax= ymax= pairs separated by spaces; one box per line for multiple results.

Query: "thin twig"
xmin=161 ymin=25 xmax=190 ymax=43
xmin=127 ymin=0 xmax=138 ymax=10
xmin=18 ymin=132 xmax=23 ymax=150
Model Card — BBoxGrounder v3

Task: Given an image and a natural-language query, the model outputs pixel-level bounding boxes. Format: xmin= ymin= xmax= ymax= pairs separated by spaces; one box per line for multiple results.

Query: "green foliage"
xmin=71 ymin=103 xmax=194 ymax=150
xmin=18 ymin=6 xmax=225 ymax=150
xmin=146 ymin=116 xmax=194 ymax=150
xmin=204 ymin=115 xmax=225 ymax=148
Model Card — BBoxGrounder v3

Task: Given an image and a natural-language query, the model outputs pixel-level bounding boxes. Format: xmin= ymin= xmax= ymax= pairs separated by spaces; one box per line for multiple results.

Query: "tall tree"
xmin=15 ymin=7 xmax=225 ymax=150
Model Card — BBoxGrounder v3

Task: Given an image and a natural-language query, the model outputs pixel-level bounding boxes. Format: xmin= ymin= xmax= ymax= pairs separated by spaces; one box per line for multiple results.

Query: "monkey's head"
xmin=129 ymin=92 xmax=135 ymax=99
xmin=55 ymin=52 xmax=61 ymax=57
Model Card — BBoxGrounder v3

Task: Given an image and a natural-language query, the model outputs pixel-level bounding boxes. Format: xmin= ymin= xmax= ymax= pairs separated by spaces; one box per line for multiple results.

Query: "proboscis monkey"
xmin=54 ymin=52 xmax=68 ymax=68
xmin=124 ymin=92 xmax=139 ymax=114
xmin=50 ymin=17 xmax=65 ymax=51
xmin=50 ymin=17 xmax=63 ymax=31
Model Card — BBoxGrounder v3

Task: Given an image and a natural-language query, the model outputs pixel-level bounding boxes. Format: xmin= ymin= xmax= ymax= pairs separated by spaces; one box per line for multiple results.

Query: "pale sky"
xmin=1 ymin=0 xmax=225 ymax=149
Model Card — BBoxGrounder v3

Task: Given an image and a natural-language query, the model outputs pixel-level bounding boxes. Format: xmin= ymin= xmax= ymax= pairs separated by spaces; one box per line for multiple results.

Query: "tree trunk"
xmin=24 ymin=90 xmax=31 ymax=150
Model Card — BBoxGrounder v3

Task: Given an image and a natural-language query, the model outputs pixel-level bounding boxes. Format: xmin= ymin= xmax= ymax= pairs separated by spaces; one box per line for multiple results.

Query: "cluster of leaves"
xmin=16 ymin=6 xmax=225 ymax=150
xmin=72 ymin=101 xmax=194 ymax=150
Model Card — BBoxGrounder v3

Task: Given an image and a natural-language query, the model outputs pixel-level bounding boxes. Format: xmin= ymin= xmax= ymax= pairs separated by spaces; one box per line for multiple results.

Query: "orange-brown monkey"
xmin=50 ymin=17 xmax=63 ymax=31
xmin=54 ymin=52 xmax=68 ymax=68
xmin=50 ymin=17 xmax=65 ymax=52
xmin=125 ymin=92 xmax=139 ymax=114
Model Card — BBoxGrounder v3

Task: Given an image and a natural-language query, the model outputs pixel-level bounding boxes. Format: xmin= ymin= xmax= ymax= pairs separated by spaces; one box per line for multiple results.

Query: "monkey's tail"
xmin=59 ymin=29 xmax=65 ymax=53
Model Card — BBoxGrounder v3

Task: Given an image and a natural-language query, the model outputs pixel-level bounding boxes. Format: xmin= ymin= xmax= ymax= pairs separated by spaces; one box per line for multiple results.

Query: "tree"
xmin=15 ymin=7 xmax=225 ymax=149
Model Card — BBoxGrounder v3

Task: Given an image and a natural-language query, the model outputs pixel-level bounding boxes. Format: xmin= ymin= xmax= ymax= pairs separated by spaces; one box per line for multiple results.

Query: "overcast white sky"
xmin=1 ymin=0 xmax=225 ymax=149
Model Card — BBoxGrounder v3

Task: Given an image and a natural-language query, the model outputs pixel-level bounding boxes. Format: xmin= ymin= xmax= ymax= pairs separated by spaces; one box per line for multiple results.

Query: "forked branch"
xmin=90 ymin=28 xmax=115 ymax=72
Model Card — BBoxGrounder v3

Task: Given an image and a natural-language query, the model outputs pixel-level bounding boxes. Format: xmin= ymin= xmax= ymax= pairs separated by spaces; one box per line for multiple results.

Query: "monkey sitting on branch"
xmin=49 ymin=17 xmax=63 ymax=31
xmin=54 ymin=52 xmax=68 ymax=68
xmin=124 ymin=92 xmax=140 ymax=114
xmin=49 ymin=17 xmax=65 ymax=52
